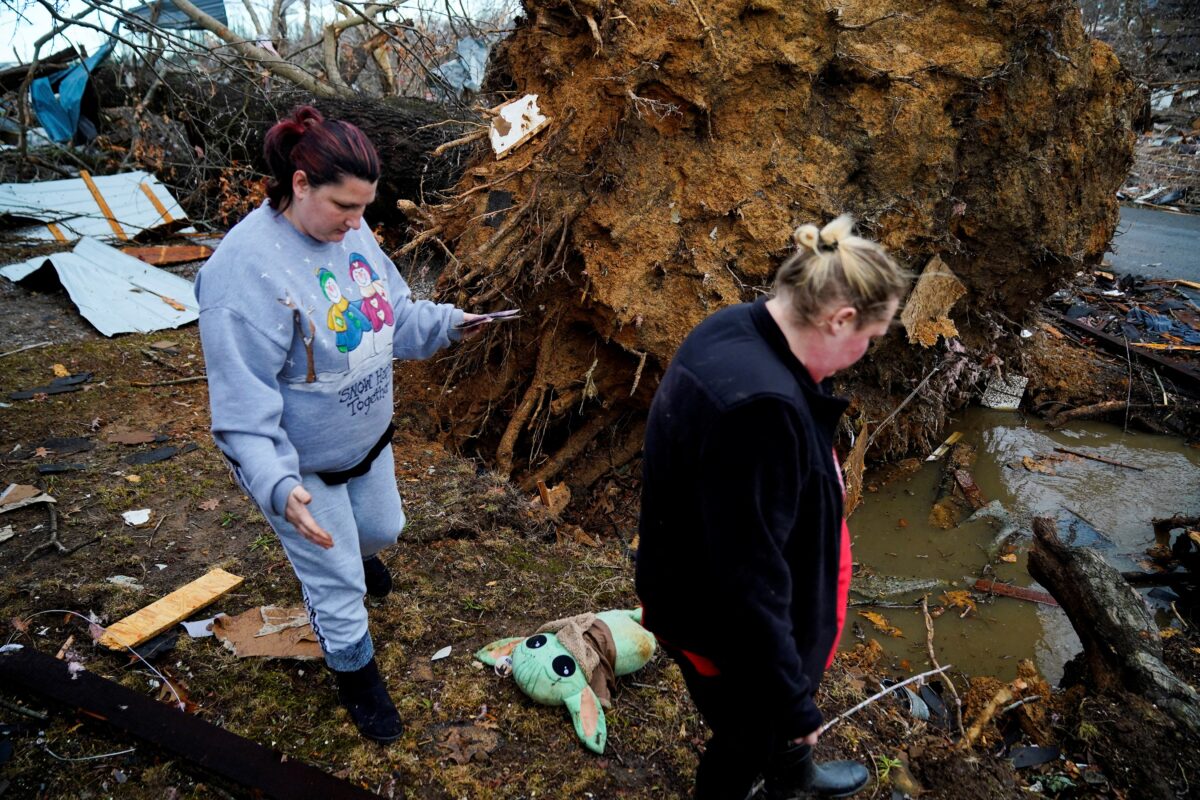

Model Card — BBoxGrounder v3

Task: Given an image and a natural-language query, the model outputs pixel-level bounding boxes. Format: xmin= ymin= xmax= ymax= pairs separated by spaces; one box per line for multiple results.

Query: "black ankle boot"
xmin=764 ymin=743 xmax=869 ymax=799
xmin=333 ymin=657 xmax=403 ymax=743
xmin=363 ymin=555 xmax=392 ymax=598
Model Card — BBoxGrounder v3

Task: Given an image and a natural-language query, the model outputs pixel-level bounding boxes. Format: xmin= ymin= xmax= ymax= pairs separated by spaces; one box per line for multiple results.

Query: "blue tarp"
xmin=127 ymin=0 xmax=228 ymax=30
xmin=432 ymin=37 xmax=490 ymax=97
xmin=29 ymin=42 xmax=114 ymax=143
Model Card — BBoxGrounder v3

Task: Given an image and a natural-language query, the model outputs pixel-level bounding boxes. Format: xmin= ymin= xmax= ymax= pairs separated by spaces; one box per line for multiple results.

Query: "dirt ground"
xmin=1 ymin=270 xmax=1198 ymax=799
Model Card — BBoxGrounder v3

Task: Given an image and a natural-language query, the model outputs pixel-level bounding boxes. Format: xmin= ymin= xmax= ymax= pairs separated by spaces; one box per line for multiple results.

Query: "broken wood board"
xmin=973 ymin=578 xmax=1058 ymax=606
xmin=900 ymin=256 xmax=966 ymax=347
xmin=99 ymin=568 xmax=243 ymax=650
xmin=0 ymin=646 xmax=377 ymax=799
xmin=926 ymin=432 xmax=963 ymax=461
xmin=121 ymin=244 xmax=213 ymax=266
xmin=212 ymin=606 xmax=323 ymax=660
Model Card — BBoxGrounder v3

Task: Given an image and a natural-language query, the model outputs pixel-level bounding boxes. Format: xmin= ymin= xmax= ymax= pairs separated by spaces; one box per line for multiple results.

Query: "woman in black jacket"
xmin=636 ymin=215 xmax=911 ymax=799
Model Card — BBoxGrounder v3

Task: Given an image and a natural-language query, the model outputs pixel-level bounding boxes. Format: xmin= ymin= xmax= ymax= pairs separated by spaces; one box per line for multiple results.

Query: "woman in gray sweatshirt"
xmin=196 ymin=105 xmax=484 ymax=742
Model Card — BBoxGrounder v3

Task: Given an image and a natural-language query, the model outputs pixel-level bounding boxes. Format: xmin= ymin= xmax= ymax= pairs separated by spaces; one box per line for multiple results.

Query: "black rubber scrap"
xmin=8 ymin=373 xmax=92 ymax=401
xmin=123 ymin=442 xmax=198 ymax=465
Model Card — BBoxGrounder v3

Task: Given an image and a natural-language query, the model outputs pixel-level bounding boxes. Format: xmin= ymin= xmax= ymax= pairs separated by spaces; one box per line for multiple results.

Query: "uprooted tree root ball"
xmin=398 ymin=0 xmax=1136 ymax=488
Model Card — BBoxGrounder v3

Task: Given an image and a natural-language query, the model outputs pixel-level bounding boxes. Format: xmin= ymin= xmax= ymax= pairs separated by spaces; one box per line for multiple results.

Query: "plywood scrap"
xmin=900 ymin=256 xmax=966 ymax=346
xmin=99 ymin=568 xmax=243 ymax=651
xmin=212 ymin=606 xmax=323 ymax=660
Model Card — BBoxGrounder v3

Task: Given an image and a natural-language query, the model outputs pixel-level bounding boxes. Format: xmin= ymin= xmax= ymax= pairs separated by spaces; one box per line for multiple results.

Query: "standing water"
xmin=844 ymin=407 xmax=1200 ymax=682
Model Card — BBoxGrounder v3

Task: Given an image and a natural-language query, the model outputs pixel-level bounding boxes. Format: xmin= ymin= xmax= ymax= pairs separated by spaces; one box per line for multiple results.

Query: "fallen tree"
xmin=405 ymin=0 xmax=1137 ymax=489
xmin=1027 ymin=516 xmax=1200 ymax=738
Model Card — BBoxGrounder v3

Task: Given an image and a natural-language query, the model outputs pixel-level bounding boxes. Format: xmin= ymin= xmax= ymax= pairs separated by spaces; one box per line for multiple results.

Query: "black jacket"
xmin=636 ymin=298 xmax=849 ymax=738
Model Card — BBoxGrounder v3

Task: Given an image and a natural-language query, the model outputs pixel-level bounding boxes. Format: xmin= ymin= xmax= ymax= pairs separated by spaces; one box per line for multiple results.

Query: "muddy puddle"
xmin=844 ymin=407 xmax=1200 ymax=682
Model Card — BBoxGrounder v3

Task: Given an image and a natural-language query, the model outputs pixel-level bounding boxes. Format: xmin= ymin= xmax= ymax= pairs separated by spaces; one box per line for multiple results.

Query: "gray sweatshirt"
xmin=196 ymin=203 xmax=463 ymax=516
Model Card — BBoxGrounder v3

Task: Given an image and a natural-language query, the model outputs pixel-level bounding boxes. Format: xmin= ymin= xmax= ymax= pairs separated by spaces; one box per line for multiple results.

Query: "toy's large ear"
xmin=564 ymin=686 xmax=607 ymax=754
xmin=474 ymin=637 xmax=524 ymax=666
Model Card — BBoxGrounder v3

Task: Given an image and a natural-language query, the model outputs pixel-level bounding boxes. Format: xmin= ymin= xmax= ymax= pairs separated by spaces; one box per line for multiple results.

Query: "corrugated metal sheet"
xmin=0 ymin=237 xmax=198 ymax=336
xmin=127 ymin=0 xmax=229 ymax=30
xmin=0 ymin=170 xmax=188 ymax=242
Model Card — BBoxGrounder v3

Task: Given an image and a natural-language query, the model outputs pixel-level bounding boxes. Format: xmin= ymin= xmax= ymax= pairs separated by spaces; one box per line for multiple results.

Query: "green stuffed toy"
xmin=474 ymin=608 xmax=656 ymax=753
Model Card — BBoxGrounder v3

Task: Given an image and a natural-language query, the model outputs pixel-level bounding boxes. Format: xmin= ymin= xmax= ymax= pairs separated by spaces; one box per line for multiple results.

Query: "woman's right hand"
xmin=285 ymin=485 xmax=334 ymax=549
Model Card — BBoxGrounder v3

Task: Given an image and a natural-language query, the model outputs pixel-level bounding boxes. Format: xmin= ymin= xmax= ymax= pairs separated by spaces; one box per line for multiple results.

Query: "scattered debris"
xmin=98 ymin=568 xmax=244 ymax=651
xmin=180 ymin=616 xmax=223 ymax=638
xmin=0 ymin=525 xmax=14 ymax=544
xmin=437 ymin=723 xmax=500 ymax=765
xmin=7 ymin=372 xmax=91 ymax=401
xmin=432 ymin=645 xmax=452 ymax=661
xmin=900 ymin=256 xmax=966 ymax=347
xmin=972 ymin=578 xmax=1058 ymax=606
xmin=124 ymin=443 xmax=198 ymax=465
xmin=981 ymin=374 xmax=1029 ymax=410
xmin=212 ymin=606 xmax=322 ymax=660
xmin=0 ymin=237 xmax=199 ymax=337
xmin=489 ymin=94 xmax=550 ymax=159
xmin=105 ymin=428 xmax=166 ymax=446
xmin=107 ymin=576 xmax=145 ymax=591
xmin=122 ymin=509 xmax=152 ymax=527
xmin=0 ymin=484 xmax=56 ymax=513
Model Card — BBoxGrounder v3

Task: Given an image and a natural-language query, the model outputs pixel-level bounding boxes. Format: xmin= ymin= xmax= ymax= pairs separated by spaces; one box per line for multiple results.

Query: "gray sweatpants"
xmin=259 ymin=445 xmax=403 ymax=672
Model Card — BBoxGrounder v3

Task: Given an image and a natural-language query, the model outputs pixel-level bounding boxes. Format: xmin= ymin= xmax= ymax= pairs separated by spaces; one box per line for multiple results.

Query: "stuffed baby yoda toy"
xmin=474 ymin=608 xmax=656 ymax=753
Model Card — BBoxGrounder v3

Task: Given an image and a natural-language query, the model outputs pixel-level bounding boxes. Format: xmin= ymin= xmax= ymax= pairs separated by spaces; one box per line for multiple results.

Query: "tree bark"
xmin=1027 ymin=516 xmax=1200 ymax=738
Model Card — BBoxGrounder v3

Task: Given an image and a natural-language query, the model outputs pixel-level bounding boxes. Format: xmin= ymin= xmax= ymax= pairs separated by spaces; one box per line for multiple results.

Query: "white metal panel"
xmin=0 ymin=171 xmax=188 ymax=242
xmin=0 ymin=237 xmax=198 ymax=336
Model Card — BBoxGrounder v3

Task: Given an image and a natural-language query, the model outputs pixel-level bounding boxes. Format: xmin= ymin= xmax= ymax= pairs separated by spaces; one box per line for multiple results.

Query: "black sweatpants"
xmin=667 ymin=644 xmax=786 ymax=800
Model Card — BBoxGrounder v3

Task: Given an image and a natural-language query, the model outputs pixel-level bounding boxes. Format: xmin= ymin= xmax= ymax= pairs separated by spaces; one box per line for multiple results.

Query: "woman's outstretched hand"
xmin=285 ymin=485 xmax=334 ymax=549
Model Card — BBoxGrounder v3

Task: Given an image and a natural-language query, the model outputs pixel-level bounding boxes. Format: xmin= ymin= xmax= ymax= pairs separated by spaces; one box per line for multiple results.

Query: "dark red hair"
xmin=263 ymin=105 xmax=380 ymax=210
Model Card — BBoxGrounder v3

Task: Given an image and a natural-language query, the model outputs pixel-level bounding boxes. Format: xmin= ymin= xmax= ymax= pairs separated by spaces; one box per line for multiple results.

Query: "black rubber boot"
xmin=333 ymin=657 xmax=403 ymax=743
xmin=362 ymin=555 xmax=393 ymax=598
xmin=764 ymin=743 xmax=869 ymax=799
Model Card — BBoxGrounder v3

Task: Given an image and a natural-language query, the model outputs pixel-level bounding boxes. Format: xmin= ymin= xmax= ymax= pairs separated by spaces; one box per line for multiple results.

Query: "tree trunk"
xmin=1027 ymin=516 xmax=1200 ymax=738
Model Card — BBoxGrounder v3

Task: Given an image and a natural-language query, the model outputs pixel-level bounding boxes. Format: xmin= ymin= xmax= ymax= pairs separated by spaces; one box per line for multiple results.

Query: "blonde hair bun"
xmin=820 ymin=214 xmax=855 ymax=247
xmin=792 ymin=224 xmax=821 ymax=254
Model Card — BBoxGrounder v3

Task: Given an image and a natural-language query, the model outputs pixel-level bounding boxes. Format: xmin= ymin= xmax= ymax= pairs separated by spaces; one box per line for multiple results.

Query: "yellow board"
xmin=99 ymin=568 xmax=243 ymax=651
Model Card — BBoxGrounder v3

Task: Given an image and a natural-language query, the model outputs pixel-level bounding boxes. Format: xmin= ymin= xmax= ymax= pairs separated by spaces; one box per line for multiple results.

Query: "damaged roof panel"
xmin=0 ymin=237 xmax=198 ymax=336
xmin=0 ymin=170 xmax=188 ymax=242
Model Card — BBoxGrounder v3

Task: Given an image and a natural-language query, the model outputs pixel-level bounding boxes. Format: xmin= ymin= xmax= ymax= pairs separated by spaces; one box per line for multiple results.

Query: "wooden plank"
xmin=78 ymin=170 xmax=128 ymax=241
xmin=0 ymin=646 xmax=378 ymax=800
xmin=138 ymin=181 xmax=175 ymax=224
xmin=925 ymin=431 xmax=962 ymax=461
xmin=973 ymin=578 xmax=1058 ymax=606
xmin=99 ymin=568 xmax=243 ymax=650
xmin=45 ymin=222 xmax=67 ymax=242
xmin=121 ymin=245 xmax=213 ymax=266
